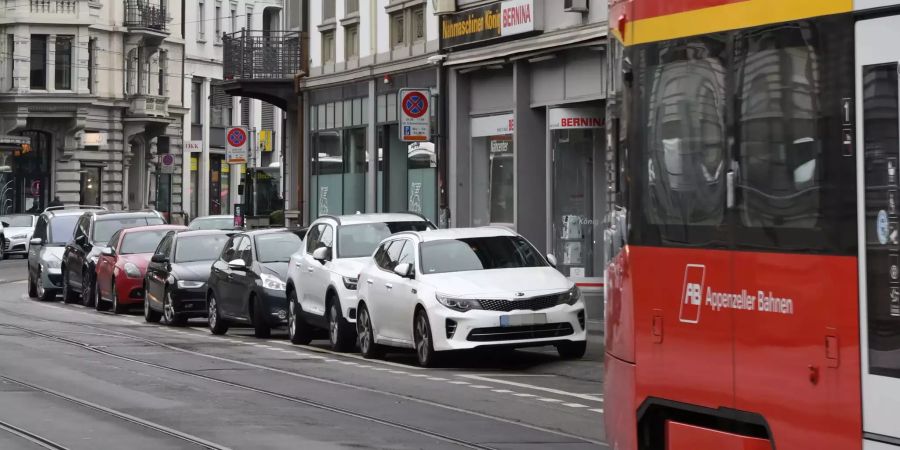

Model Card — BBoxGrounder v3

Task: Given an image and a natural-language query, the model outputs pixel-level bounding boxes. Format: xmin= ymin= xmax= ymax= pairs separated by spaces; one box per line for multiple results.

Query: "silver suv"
xmin=285 ymin=213 xmax=433 ymax=351
xmin=27 ymin=208 xmax=101 ymax=301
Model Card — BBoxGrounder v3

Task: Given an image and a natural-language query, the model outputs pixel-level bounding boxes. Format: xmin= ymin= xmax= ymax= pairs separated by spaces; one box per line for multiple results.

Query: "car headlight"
xmin=177 ymin=280 xmax=205 ymax=289
xmin=436 ymin=294 xmax=482 ymax=312
xmin=123 ymin=262 xmax=142 ymax=278
xmin=342 ymin=276 xmax=358 ymax=290
xmin=44 ymin=255 xmax=61 ymax=269
xmin=561 ymin=286 xmax=582 ymax=305
xmin=260 ymin=273 xmax=286 ymax=291
xmin=11 ymin=233 xmax=28 ymax=239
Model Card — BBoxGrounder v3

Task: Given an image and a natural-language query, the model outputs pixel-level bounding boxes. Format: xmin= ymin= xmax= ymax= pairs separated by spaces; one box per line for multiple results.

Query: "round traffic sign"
xmin=227 ymin=128 xmax=247 ymax=147
xmin=161 ymin=154 xmax=175 ymax=166
xmin=402 ymin=92 xmax=429 ymax=119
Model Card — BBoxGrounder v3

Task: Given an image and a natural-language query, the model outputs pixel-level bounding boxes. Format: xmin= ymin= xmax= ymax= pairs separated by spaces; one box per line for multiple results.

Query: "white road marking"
xmin=513 ymin=393 xmax=536 ymax=398
xmin=426 ymin=377 xmax=447 ymax=381
xmin=589 ymin=408 xmax=604 ymax=414
xmin=407 ymin=374 xmax=429 ymax=378
xmin=563 ymin=403 xmax=589 ymax=408
xmin=459 ymin=374 xmax=604 ymax=403
xmin=468 ymin=385 xmax=491 ymax=389
xmin=492 ymin=389 xmax=513 ymax=394
xmin=537 ymin=398 xmax=563 ymax=403
xmin=448 ymin=381 xmax=469 ymax=385
xmin=388 ymin=370 xmax=408 ymax=375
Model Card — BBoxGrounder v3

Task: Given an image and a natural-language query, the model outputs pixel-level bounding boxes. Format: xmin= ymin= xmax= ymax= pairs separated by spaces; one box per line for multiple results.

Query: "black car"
xmin=207 ymin=229 xmax=303 ymax=338
xmin=61 ymin=210 xmax=165 ymax=305
xmin=144 ymin=230 xmax=232 ymax=326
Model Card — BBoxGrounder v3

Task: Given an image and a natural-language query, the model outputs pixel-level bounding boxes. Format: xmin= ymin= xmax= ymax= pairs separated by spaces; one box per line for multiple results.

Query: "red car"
xmin=94 ymin=225 xmax=187 ymax=313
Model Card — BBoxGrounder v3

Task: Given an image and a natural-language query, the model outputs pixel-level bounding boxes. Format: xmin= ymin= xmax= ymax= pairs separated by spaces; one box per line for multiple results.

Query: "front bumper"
xmin=5 ymin=237 xmax=29 ymax=254
xmin=39 ymin=267 xmax=63 ymax=290
xmin=115 ymin=276 xmax=145 ymax=305
xmin=170 ymin=286 xmax=209 ymax=318
xmin=426 ymin=303 xmax=587 ymax=352
xmin=261 ymin=289 xmax=289 ymax=326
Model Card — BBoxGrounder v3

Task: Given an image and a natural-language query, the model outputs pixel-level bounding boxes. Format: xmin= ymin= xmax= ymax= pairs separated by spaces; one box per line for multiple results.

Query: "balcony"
xmin=127 ymin=94 xmax=169 ymax=119
xmin=125 ymin=0 xmax=168 ymax=36
xmin=222 ymin=30 xmax=304 ymax=109
xmin=3 ymin=0 xmax=89 ymax=24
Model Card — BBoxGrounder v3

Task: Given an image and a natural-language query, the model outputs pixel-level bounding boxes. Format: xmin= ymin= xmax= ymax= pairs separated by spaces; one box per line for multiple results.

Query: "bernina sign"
xmin=440 ymin=0 xmax=542 ymax=49
xmin=549 ymin=107 xmax=605 ymax=130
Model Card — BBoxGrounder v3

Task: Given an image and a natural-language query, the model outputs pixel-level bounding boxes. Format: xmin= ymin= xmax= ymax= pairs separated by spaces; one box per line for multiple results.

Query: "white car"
xmin=1 ymin=214 xmax=37 ymax=258
xmin=355 ymin=227 xmax=587 ymax=367
xmin=286 ymin=213 xmax=434 ymax=351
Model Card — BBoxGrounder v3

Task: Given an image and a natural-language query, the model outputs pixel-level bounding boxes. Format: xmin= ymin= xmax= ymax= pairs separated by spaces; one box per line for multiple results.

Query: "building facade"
xmin=297 ymin=0 xmax=442 ymax=224
xmin=0 ymin=0 xmax=187 ymax=216
xmin=182 ymin=0 xmax=288 ymax=220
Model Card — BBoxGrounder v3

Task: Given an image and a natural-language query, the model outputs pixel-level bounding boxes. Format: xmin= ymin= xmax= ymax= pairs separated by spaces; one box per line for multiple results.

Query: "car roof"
xmin=397 ymin=226 xmax=518 ymax=243
xmin=174 ymin=229 xmax=234 ymax=239
xmin=314 ymin=213 xmax=429 ymax=226
xmin=44 ymin=208 xmax=97 ymax=218
xmin=239 ymin=228 xmax=298 ymax=237
xmin=120 ymin=225 xmax=186 ymax=235
xmin=192 ymin=215 xmax=232 ymax=221
xmin=89 ymin=210 xmax=162 ymax=220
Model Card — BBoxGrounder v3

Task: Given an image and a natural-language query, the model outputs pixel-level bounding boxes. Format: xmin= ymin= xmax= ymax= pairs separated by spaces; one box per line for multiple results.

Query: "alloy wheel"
xmin=36 ymin=267 xmax=45 ymax=299
xmin=329 ymin=303 xmax=340 ymax=347
xmin=209 ymin=296 xmax=218 ymax=330
xmin=415 ymin=314 xmax=430 ymax=364
xmin=288 ymin=300 xmax=296 ymax=341
xmin=164 ymin=292 xmax=175 ymax=324
xmin=358 ymin=308 xmax=371 ymax=355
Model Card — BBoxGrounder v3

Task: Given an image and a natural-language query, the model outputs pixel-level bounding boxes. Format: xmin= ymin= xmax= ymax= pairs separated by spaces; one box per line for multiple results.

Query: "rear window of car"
xmin=175 ymin=234 xmax=231 ymax=263
xmin=93 ymin=217 xmax=165 ymax=245
xmin=119 ymin=230 xmax=171 ymax=255
xmin=48 ymin=215 xmax=79 ymax=245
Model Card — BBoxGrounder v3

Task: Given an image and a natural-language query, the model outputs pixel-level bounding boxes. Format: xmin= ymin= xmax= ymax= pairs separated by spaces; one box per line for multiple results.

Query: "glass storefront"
xmin=470 ymin=114 xmax=514 ymax=226
xmin=79 ymin=166 xmax=102 ymax=206
xmin=4 ymin=130 xmax=51 ymax=214
xmin=309 ymin=95 xmax=369 ymax=217
xmin=208 ymin=154 xmax=231 ymax=215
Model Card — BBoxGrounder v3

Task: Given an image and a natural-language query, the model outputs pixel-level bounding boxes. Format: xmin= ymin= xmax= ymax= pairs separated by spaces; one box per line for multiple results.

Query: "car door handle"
xmin=306 ymin=267 xmax=314 ymax=273
xmin=385 ymin=283 xmax=393 ymax=290
xmin=366 ymin=279 xmax=374 ymax=285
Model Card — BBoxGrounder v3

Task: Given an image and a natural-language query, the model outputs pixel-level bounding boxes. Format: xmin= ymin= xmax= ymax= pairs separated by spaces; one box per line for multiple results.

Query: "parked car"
xmin=207 ymin=229 xmax=303 ymax=337
xmin=286 ymin=213 xmax=434 ymax=351
xmin=94 ymin=225 xmax=187 ymax=313
xmin=188 ymin=215 xmax=235 ymax=231
xmin=355 ymin=227 xmax=588 ymax=367
xmin=61 ymin=210 xmax=165 ymax=305
xmin=144 ymin=230 xmax=232 ymax=325
xmin=27 ymin=209 xmax=90 ymax=301
xmin=0 ymin=214 xmax=37 ymax=259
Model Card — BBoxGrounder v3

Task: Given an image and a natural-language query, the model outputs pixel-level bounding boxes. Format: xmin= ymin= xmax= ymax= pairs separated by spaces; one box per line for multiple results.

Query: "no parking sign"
xmin=399 ymin=88 xmax=431 ymax=142
xmin=226 ymin=127 xmax=248 ymax=164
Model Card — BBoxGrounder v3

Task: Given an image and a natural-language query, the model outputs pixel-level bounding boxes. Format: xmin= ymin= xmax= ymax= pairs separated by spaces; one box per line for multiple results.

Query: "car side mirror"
xmin=312 ymin=246 xmax=331 ymax=263
xmin=100 ymin=247 xmax=114 ymax=257
xmin=1 ymin=222 xmax=8 ymax=228
xmin=228 ymin=258 xmax=247 ymax=269
xmin=546 ymin=254 xmax=558 ymax=268
xmin=393 ymin=263 xmax=414 ymax=279
xmin=29 ymin=237 xmax=42 ymax=246
xmin=151 ymin=254 xmax=168 ymax=264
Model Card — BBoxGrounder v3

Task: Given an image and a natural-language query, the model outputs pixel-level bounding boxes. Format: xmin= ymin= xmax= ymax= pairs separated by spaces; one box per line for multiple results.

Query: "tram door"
xmin=857 ymin=15 xmax=900 ymax=449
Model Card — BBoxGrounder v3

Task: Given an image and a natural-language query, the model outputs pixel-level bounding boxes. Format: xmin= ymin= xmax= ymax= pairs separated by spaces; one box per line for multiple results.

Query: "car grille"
xmin=478 ymin=294 xmax=563 ymax=312
xmin=2 ymin=238 xmax=8 ymax=251
xmin=467 ymin=323 xmax=574 ymax=342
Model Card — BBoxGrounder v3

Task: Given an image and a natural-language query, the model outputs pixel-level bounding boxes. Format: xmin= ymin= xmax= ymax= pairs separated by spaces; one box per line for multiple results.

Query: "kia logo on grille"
xmin=515 ymin=292 xmax=525 ymax=297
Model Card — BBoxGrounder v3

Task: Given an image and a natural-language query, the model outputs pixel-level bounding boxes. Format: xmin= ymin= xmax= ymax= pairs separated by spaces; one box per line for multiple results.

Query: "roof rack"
xmin=44 ymin=205 xmax=107 ymax=213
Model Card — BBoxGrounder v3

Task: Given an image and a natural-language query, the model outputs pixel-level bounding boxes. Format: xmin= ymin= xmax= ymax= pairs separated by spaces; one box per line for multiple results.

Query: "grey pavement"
xmin=0 ymin=255 xmax=606 ymax=449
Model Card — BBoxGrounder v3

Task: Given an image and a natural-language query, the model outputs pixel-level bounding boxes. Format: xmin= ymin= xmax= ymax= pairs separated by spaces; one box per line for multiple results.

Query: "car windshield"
xmin=255 ymin=233 xmax=302 ymax=263
xmin=189 ymin=217 xmax=233 ymax=230
xmin=93 ymin=217 xmax=165 ymax=245
xmin=119 ymin=230 xmax=171 ymax=255
xmin=175 ymin=234 xmax=231 ymax=263
xmin=48 ymin=215 xmax=79 ymax=245
xmin=338 ymin=221 xmax=430 ymax=258
xmin=420 ymin=236 xmax=547 ymax=274
xmin=1 ymin=215 xmax=33 ymax=227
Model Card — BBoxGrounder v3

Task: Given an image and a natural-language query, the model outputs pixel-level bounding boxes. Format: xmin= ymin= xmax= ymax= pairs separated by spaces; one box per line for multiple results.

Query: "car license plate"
xmin=500 ymin=313 xmax=547 ymax=327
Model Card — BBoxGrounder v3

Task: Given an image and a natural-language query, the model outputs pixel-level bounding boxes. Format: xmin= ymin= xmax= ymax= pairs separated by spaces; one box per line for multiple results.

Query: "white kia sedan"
xmin=356 ymin=227 xmax=587 ymax=367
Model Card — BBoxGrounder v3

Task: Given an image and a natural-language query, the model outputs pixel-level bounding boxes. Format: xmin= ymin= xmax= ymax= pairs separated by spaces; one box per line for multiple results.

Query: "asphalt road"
xmin=0 ymin=255 xmax=606 ymax=450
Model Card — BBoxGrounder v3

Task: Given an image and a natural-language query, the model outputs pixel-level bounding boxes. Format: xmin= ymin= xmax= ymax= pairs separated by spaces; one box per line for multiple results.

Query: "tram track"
xmin=0 ymin=301 xmax=607 ymax=447
xmin=0 ymin=417 xmax=70 ymax=450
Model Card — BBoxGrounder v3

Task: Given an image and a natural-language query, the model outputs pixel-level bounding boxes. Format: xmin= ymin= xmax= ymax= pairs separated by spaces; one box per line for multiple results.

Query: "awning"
xmin=444 ymin=24 xmax=608 ymax=68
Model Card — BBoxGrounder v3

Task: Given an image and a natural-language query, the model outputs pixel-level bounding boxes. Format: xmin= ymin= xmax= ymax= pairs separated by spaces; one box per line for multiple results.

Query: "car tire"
xmin=95 ymin=281 xmax=110 ymax=312
xmin=36 ymin=267 xmax=55 ymax=302
xmin=357 ymin=305 xmax=383 ymax=359
xmin=162 ymin=289 xmax=187 ymax=326
xmin=288 ymin=290 xmax=312 ymax=345
xmin=144 ymin=289 xmax=161 ymax=323
xmin=252 ymin=296 xmax=272 ymax=339
xmin=27 ymin=271 xmax=37 ymax=298
xmin=328 ymin=298 xmax=355 ymax=352
xmin=82 ymin=270 xmax=95 ymax=307
xmin=111 ymin=279 xmax=127 ymax=314
xmin=208 ymin=292 xmax=229 ymax=335
xmin=556 ymin=341 xmax=587 ymax=360
xmin=414 ymin=310 xmax=440 ymax=368
xmin=61 ymin=268 xmax=78 ymax=304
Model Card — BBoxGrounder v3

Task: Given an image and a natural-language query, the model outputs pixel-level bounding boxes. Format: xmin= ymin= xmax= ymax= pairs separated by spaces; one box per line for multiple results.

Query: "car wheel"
xmin=27 ymin=270 xmax=37 ymax=298
xmin=252 ymin=296 xmax=272 ymax=338
xmin=61 ymin=268 xmax=78 ymax=304
xmin=328 ymin=299 xmax=355 ymax=352
xmin=357 ymin=305 xmax=383 ymax=359
xmin=0 ymin=239 xmax=6 ymax=260
xmin=208 ymin=293 xmax=229 ymax=335
xmin=162 ymin=289 xmax=186 ymax=326
xmin=82 ymin=270 xmax=95 ymax=307
xmin=36 ymin=267 xmax=55 ymax=302
xmin=111 ymin=279 xmax=127 ymax=314
xmin=143 ymin=288 xmax=161 ymax=323
xmin=556 ymin=341 xmax=587 ymax=360
xmin=288 ymin=290 xmax=312 ymax=345
xmin=414 ymin=310 xmax=440 ymax=368
xmin=95 ymin=280 xmax=110 ymax=312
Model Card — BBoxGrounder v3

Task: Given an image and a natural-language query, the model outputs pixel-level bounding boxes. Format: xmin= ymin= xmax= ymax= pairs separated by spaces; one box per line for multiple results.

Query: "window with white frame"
xmin=411 ymin=4 xmax=425 ymax=43
xmin=322 ymin=30 xmax=335 ymax=64
xmin=389 ymin=5 xmax=426 ymax=49
xmin=390 ymin=11 xmax=404 ymax=48
xmin=199 ymin=1 xmax=206 ymax=40
xmin=344 ymin=24 xmax=359 ymax=59
xmin=323 ymin=0 xmax=335 ymax=21
xmin=230 ymin=3 xmax=237 ymax=33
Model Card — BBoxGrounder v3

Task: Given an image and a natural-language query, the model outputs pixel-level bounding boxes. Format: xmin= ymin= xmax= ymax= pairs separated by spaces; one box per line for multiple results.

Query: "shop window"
xmin=80 ymin=167 xmax=102 ymax=206
xmin=311 ymin=131 xmax=342 ymax=217
xmin=345 ymin=24 xmax=359 ymax=59
xmin=157 ymin=173 xmax=172 ymax=214
xmin=322 ymin=30 xmax=336 ymax=64
xmin=343 ymin=128 xmax=367 ymax=214
xmin=30 ymin=35 xmax=47 ymax=90
xmin=190 ymin=155 xmax=199 ymax=218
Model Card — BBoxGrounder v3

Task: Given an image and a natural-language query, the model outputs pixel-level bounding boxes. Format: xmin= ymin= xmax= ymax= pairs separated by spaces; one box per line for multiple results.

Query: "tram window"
xmin=637 ymin=37 xmax=728 ymax=245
